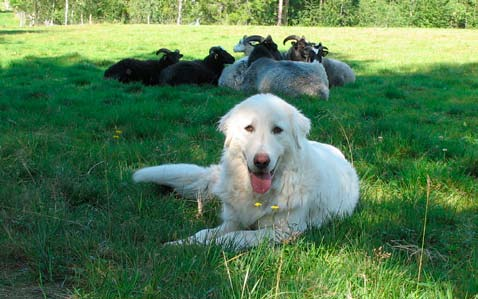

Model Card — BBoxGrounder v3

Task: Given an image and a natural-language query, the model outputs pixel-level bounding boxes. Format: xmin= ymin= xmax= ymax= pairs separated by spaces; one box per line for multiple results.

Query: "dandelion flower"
xmin=271 ymin=205 xmax=279 ymax=210
xmin=254 ymin=202 xmax=262 ymax=207
xmin=113 ymin=135 xmax=120 ymax=139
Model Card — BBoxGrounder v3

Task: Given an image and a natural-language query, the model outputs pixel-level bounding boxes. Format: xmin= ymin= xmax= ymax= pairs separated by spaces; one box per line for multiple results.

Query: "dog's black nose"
xmin=254 ymin=153 xmax=270 ymax=170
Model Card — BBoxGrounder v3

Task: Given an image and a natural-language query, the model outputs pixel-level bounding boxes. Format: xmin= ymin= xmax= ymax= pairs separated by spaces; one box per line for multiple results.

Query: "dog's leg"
xmin=214 ymin=226 xmax=304 ymax=250
xmin=165 ymin=221 xmax=240 ymax=246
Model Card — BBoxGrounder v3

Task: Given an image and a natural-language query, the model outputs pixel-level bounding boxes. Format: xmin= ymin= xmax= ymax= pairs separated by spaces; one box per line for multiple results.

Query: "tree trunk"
xmin=177 ymin=0 xmax=182 ymax=25
xmin=64 ymin=0 xmax=69 ymax=25
xmin=283 ymin=0 xmax=289 ymax=25
xmin=277 ymin=0 xmax=283 ymax=25
xmin=19 ymin=11 xmax=25 ymax=26
xmin=33 ymin=0 xmax=38 ymax=26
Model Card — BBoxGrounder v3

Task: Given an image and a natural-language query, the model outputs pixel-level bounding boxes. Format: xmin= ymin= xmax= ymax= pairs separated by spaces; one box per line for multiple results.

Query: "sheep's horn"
xmin=283 ymin=35 xmax=301 ymax=45
xmin=156 ymin=48 xmax=172 ymax=55
xmin=244 ymin=35 xmax=265 ymax=44
xmin=316 ymin=43 xmax=329 ymax=56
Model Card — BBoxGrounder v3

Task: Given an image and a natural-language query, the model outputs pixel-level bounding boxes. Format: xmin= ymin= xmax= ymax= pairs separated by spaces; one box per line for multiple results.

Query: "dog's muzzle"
xmin=249 ymin=153 xmax=276 ymax=194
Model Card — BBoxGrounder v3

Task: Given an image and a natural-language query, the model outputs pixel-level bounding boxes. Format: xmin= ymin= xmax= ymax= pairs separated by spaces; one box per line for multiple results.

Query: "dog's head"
xmin=218 ymin=94 xmax=310 ymax=194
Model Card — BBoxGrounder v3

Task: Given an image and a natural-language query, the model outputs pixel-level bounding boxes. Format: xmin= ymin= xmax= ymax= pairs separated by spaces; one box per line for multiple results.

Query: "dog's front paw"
xmin=163 ymin=236 xmax=201 ymax=246
xmin=164 ymin=239 xmax=185 ymax=246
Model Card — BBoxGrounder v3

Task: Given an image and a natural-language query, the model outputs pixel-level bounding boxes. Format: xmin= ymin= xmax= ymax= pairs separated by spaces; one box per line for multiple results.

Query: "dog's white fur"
xmin=133 ymin=94 xmax=359 ymax=250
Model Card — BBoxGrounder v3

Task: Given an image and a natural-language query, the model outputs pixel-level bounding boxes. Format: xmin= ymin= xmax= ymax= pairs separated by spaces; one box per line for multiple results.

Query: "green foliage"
xmin=0 ymin=25 xmax=478 ymax=298
xmin=4 ymin=0 xmax=478 ymax=28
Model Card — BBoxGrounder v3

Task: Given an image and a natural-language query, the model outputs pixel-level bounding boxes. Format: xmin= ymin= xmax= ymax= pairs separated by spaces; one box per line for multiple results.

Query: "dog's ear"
xmin=218 ymin=112 xmax=232 ymax=148
xmin=290 ymin=108 xmax=311 ymax=150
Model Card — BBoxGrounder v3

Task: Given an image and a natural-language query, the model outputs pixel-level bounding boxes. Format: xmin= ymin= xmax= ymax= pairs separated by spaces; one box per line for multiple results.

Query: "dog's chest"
xmin=226 ymin=191 xmax=287 ymax=228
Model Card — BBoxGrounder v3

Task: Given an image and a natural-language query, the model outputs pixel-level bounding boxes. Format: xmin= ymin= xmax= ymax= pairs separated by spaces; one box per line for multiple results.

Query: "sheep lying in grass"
xmin=220 ymin=35 xmax=329 ymax=100
xmin=282 ymin=35 xmax=317 ymax=62
xmin=218 ymin=56 xmax=249 ymax=90
xmin=242 ymin=58 xmax=329 ymax=99
xmin=283 ymin=35 xmax=355 ymax=87
xmin=104 ymin=48 xmax=183 ymax=85
xmin=219 ymin=35 xmax=282 ymax=91
xmin=321 ymin=57 xmax=356 ymax=87
xmin=159 ymin=46 xmax=235 ymax=86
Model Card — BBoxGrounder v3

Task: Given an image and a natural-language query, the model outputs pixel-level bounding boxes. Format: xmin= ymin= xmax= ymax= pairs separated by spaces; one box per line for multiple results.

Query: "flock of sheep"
xmin=104 ymin=34 xmax=355 ymax=100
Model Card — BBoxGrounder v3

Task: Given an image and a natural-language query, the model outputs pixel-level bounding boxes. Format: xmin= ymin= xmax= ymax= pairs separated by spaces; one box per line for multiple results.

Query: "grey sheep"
xmin=283 ymin=35 xmax=355 ymax=87
xmin=321 ymin=57 xmax=356 ymax=87
xmin=241 ymin=58 xmax=329 ymax=100
xmin=220 ymin=36 xmax=329 ymax=100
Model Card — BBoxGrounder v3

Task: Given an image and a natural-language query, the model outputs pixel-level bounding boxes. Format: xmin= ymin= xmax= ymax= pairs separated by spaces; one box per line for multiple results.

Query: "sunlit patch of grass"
xmin=0 ymin=25 xmax=477 ymax=298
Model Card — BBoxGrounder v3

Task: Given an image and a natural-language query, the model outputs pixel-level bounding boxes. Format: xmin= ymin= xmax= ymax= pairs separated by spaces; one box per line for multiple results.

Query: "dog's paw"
xmin=164 ymin=239 xmax=186 ymax=246
xmin=164 ymin=236 xmax=201 ymax=246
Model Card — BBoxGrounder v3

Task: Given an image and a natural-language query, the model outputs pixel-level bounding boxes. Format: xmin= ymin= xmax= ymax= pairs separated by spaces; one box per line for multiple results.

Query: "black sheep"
xmin=246 ymin=35 xmax=283 ymax=66
xmin=104 ymin=48 xmax=183 ymax=85
xmin=159 ymin=47 xmax=235 ymax=86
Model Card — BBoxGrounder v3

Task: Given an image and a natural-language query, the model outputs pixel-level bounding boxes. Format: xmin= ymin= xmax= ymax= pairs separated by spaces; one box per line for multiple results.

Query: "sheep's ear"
xmin=289 ymin=107 xmax=311 ymax=150
xmin=218 ymin=111 xmax=232 ymax=148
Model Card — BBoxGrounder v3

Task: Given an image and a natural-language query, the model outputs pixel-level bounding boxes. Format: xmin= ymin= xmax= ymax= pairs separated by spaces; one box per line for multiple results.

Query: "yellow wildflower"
xmin=254 ymin=202 xmax=263 ymax=207
xmin=113 ymin=135 xmax=120 ymax=139
xmin=115 ymin=129 xmax=123 ymax=135
xmin=271 ymin=205 xmax=280 ymax=210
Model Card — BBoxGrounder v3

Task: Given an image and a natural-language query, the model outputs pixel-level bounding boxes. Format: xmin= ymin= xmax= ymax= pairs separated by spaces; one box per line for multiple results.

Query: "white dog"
xmin=133 ymin=94 xmax=359 ymax=250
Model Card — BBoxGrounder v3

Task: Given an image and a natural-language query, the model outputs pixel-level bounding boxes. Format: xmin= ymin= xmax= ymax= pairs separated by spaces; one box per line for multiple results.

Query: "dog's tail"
xmin=132 ymin=164 xmax=220 ymax=199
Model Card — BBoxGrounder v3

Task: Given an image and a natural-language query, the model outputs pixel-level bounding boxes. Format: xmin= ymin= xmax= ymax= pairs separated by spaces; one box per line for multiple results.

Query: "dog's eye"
xmin=272 ymin=126 xmax=283 ymax=134
xmin=245 ymin=125 xmax=254 ymax=133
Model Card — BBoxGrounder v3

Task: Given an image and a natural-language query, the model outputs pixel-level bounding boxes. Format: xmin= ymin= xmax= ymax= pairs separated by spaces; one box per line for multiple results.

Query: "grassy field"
xmin=0 ymin=22 xmax=477 ymax=298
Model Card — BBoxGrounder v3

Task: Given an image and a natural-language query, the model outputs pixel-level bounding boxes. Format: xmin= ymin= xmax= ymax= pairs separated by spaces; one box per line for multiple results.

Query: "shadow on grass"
xmin=0 ymin=54 xmax=477 ymax=298
xmin=0 ymin=29 xmax=45 ymax=35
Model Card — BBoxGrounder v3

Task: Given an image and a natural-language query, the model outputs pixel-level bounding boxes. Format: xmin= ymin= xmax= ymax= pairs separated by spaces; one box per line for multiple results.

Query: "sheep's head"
xmin=284 ymin=35 xmax=311 ymax=62
xmin=209 ymin=46 xmax=235 ymax=64
xmin=233 ymin=35 xmax=248 ymax=53
xmin=310 ymin=43 xmax=328 ymax=63
xmin=246 ymin=35 xmax=282 ymax=66
xmin=262 ymin=35 xmax=279 ymax=53
xmin=156 ymin=48 xmax=183 ymax=63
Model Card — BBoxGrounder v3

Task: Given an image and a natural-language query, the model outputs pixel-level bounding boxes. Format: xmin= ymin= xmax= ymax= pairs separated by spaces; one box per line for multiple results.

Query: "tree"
xmin=277 ymin=0 xmax=283 ymax=25
xmin=277 ymin=0 xmax=288 ymax=25
xmin=177 ymin=0 xmax=182 ymax=24
xmin=64 ymin=0 xmax=68 ymax=24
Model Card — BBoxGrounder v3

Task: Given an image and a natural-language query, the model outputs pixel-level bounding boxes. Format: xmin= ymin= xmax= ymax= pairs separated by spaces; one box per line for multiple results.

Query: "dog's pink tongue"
xmin=250 ymin=173 xmax=272 ymax=194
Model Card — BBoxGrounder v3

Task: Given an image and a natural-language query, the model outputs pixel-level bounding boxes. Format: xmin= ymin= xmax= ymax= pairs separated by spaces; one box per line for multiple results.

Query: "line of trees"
xmin=8 ymin=0 xmax=478 ymax=28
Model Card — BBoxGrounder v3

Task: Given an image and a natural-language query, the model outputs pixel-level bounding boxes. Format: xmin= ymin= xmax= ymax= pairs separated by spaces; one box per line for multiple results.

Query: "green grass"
xmin=0 ymin=10 xmax=17 ymax=28
xmin=0 ymin=24 xmax=477 ymax=298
